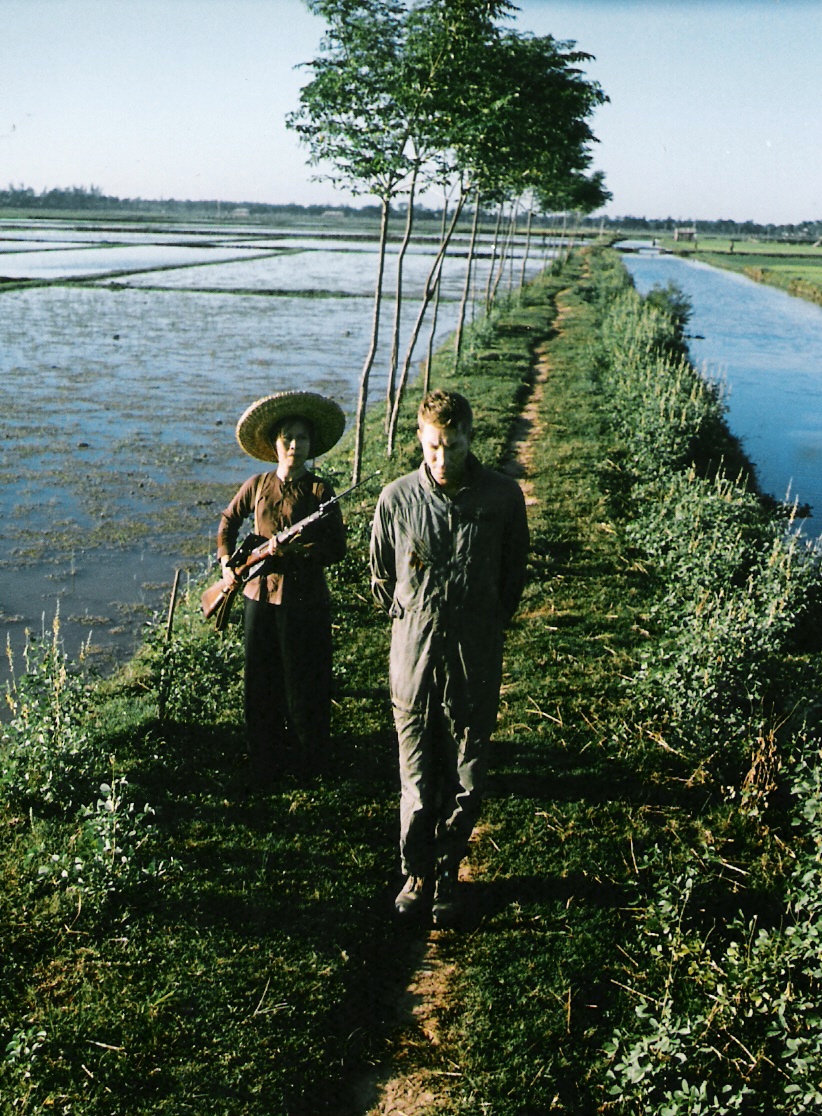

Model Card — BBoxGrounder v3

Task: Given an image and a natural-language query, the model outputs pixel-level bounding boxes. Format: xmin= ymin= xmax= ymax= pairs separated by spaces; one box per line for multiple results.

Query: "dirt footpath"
xmin=357 ymin=334 xmax=559 ymax=1116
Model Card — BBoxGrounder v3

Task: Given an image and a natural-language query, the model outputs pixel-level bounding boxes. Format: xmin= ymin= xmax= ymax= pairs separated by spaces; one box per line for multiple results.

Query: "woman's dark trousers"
xmin=243 ymin=596 xmax=332 ymax=782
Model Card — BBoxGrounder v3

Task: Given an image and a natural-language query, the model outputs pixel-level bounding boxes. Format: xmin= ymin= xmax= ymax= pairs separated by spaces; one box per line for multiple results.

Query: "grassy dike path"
xmin=4 ymin=246 xmax=822 ymax=1115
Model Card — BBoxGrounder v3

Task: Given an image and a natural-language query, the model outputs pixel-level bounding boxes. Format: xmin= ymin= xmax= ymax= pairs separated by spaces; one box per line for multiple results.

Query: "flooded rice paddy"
xmin=1 ymin=216 xmax=551 ymax=680
xmin=0 ymin=244 xmax=270 ymax=280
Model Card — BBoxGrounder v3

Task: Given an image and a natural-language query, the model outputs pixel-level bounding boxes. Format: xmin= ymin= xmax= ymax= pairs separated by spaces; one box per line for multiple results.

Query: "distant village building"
xmin=231 ymin=207 xmax=250 ymax=218
xmin=321 ymin=209 xmax=346 ymax=219
xmin=674 ymin=226 xmax=698 ymax=243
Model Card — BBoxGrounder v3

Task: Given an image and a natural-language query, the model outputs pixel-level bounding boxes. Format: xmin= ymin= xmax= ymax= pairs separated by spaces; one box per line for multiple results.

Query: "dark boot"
xmin=432 ymin=869 xmax=460 ymax=928
xmin=394 ymin=876 xmax=429 ymax=919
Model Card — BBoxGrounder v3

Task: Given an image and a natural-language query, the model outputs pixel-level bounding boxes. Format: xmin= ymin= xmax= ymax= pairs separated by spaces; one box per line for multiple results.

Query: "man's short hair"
xmin=418 ymin=390 xmax=473 ymax=432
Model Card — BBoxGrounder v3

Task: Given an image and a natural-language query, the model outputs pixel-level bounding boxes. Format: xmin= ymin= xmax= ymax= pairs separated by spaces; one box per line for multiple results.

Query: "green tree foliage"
xmin=287 ymin=0 xmax=414 ymax=482
xmin=287 ymin=0 xmax=412 ymax=199
xmin=385 ymin=6 xmax=611 ymax=447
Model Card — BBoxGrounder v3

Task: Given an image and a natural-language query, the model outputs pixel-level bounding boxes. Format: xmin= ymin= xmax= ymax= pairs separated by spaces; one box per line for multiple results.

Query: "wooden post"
xmin=158 ymin=568 xmax=182 ymax=723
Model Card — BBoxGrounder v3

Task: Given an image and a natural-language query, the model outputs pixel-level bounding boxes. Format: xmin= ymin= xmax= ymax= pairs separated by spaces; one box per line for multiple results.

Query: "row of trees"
xmin=0 ymin=184 xmax=120 ymax=210
xmin=596 ymin=214 xmax=822 ymax=240
xmin=286 ymin=0 xmax=610 ymax=481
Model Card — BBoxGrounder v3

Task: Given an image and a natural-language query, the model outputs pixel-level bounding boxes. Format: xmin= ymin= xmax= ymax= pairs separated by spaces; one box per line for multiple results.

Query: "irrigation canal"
xmin=621 ymin=246 xmax=822 ymax=533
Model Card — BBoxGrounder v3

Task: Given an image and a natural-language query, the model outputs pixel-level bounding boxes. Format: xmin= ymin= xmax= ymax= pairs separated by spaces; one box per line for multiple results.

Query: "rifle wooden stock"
xmin=199 ymin=520 xmax=314 ymax=631
xmin=200 ymin=534 xmax=271 ymax=631
xmin=200 ymin=578 xmax=237 ymax=621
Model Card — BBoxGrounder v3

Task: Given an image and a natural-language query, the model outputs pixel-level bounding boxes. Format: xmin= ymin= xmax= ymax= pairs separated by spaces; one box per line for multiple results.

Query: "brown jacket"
xmin=217 ymin=470 xmax=346 ymax=606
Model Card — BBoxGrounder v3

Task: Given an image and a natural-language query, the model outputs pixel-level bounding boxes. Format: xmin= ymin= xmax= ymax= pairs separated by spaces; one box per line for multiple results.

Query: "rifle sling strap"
xmin=253 ymin=472 xmax=267 ymax=537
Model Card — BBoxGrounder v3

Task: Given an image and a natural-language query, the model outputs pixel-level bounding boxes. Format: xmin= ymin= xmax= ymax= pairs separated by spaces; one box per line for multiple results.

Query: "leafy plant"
xmin=2 ymin=616 xmax=107 ymax=811
xmin=29 ymin=772 xmax=175 ymax=912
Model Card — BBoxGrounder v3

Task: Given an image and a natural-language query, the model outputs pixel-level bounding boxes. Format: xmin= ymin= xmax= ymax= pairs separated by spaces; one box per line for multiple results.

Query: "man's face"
xmin=418 ymin=420 xmax=472 ymax=490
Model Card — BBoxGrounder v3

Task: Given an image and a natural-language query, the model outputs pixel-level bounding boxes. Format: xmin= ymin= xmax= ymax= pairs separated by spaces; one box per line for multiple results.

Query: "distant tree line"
xmin=1 ymin=184 xmax=121 ymax=210
xmin=3 ymin=184 xmax=818 ymax=243
xmin=591 ymin=213 xmax=822 ymax=241
xmin=0 ymin=184 xmax=384 ymax=220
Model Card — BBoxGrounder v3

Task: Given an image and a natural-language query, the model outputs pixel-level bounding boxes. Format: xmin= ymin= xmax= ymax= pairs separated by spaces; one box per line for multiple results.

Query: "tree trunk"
xmin=519 ymin=204 xmax=534 ymax=289
xmin=484 ymin=202 xmax=504 ymax=313
xmin=491 ymin=200 xmax=516 ymax=307
xmin=506 ymin=200 xmax=519 ymax=297
xmin=541 ymin=210 xmax=553 ymax=271
xmin=453 ymin=190 xmax=481 ymax=374
xmin=385 ymin=162 xmax=418 ymax=429
xmin=423 ymin=197 xmax=449 ymax=395
xmin=386 ymin=194 xmax=467 ymax=456
xmin=351 ymin=195 xmax=390 ymax=485
xmin=469 ymin=207 xmax=483 ymax=330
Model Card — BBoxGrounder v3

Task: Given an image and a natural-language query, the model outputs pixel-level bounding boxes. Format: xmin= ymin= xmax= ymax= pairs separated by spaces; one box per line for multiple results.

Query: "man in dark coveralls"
xmin=370 ymin=390 xmax=529 ymax=926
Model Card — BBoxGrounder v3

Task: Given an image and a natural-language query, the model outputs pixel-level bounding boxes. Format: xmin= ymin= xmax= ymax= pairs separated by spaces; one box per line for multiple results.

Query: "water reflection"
xmin=622 ymin=251 xmax=822 ymax=527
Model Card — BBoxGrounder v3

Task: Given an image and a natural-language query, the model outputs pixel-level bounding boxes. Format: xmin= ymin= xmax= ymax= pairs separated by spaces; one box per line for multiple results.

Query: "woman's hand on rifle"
xmin=267 ymin=534 xmax=313 ymax=560
xmin=220 ymin=556 xmax=240 ymax=586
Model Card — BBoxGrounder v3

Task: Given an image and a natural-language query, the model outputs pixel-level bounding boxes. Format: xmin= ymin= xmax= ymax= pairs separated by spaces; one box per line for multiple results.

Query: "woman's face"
xmin=273 ymin=418 xmax=312 ymax=474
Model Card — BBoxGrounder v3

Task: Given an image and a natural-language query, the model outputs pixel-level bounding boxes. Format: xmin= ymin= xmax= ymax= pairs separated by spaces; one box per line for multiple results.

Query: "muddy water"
xmin=622 ymin=250 xmax=822 ymax=531
xmin=0 ymin=218 xmax=550 ymax=682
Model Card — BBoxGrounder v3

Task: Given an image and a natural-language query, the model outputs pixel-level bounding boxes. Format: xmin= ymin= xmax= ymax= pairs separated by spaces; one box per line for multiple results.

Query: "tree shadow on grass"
xmin=486 ymin=735 xmax=701 ymax=811
xmin=461 ymin=869 xmax=626 ymax=931
xmin=103 ymin=716 xmax=434 ymax=1115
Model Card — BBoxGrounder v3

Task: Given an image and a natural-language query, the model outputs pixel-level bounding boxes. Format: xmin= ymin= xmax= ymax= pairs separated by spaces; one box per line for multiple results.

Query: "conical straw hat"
xmin=235 ymin=391 xmax=345 ymax=462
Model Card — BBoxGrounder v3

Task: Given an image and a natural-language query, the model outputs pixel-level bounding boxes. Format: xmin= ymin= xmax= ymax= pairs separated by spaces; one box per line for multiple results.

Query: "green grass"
xmin=676 ymin=238 xmax=822 ymax=307
xmin=364 ymin=251 xmax=822 ymax=1114
xmin=703 ymin=255 xmax=822 ymax=306
xmin=615 ymin=228 xmax=822 ymax=308
xmin=666 ymin=236 xmax=822 ymax=258
xmin=0 ymin=267 xmax=570 ymax=1113
xmin=410 ymin=263 xmax=661 ymax=1112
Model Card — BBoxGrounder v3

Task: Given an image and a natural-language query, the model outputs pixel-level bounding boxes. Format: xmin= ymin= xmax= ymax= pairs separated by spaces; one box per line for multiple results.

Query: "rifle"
xmin=201 ymin=472 xmax=379 ymax=632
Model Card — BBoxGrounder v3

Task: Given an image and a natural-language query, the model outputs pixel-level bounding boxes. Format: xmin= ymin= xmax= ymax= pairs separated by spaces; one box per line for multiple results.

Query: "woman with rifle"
xmin=216 ymin=391 xmax=347 ymax=786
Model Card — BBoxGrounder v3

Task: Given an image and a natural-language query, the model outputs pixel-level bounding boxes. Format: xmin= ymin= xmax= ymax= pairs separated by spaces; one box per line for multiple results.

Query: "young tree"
xmin=384 ymin=0 xmax=521 ymax=450
xmin=452 ymin=192 xmax=482 ymax=372
xmin=287 ymin=0 xmax=413 ymax=483
xmin=536 ymin=169 xmax=612 ymax=265
xmin=386 ymin=188 xmax=470 ymax=454
xmin=449 ymin=30 xmax=608 ymax=367
xmin=289 ymin=3 xmax=609 ymax=473
xmin=382 ymin=0 xmax=518 ymax=450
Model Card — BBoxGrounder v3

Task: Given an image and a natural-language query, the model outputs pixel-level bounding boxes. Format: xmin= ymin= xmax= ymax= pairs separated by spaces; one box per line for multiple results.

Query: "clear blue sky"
xmin=2 ymin=0 xmax=820 ymax=225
